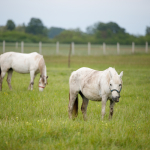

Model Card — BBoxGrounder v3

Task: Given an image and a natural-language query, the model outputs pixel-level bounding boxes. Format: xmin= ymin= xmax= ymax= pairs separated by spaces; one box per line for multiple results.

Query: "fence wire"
xmin=0 ymin=42 xmax=148 ymax=56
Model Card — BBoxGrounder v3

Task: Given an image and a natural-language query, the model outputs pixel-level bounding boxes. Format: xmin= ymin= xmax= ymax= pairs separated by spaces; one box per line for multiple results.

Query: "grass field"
xmin=0 ymin=54 xmax=150 ymax=149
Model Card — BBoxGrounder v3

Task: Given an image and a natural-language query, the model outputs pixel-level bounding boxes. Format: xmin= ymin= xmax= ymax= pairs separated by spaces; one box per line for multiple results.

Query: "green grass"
xmin=0 ymin=54 xmax=150 ymax=149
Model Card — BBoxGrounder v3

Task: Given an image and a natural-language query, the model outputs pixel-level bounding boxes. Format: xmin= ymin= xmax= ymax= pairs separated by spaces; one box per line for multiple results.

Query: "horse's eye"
xmin=110 ymin=84 xmax=112 ymax=86
xmin=119 ymin=84 xmax=122 ymax=86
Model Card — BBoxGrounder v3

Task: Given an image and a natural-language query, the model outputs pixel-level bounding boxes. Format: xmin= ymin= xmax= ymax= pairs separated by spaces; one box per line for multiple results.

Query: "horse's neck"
xmin=39 ymin=58 xmax=47 ymax=77
xmin=40 ymin=65 xmax=47 ymax=77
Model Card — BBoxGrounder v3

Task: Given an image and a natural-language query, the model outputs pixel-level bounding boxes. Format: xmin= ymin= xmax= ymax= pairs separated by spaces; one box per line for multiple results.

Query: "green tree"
xmin=96 ymin=22 xmax=125 ymax=34
xmin=25 ymin=18 xmax=47 ymax=36
xmin=48 ymin=27 xmax=65 ymax=38
xmin=146 ymin=26 xmax=150 ymax=35
xmin=6 ymin=20 xmax=16 ymax=31
xmin=15 ymin=23 xmax=26 ymax=32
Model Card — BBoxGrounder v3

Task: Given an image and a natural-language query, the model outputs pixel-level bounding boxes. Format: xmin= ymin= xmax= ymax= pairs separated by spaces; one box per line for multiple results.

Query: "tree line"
xmin=0 ymin=17 xmax=150 ymax=44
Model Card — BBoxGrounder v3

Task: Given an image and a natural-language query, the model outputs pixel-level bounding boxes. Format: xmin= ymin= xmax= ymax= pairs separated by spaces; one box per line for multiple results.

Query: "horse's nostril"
xmin=112 ymin=97 xmax=119 ymax=102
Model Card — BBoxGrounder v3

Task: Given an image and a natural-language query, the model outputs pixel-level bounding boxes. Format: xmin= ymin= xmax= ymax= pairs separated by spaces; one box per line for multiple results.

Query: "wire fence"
xmin=0 ymin=42 xmax=149 ymax=56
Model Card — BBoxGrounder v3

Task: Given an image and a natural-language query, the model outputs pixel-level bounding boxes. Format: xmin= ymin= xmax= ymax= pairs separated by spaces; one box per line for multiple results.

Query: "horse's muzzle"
xmin=112 ymin=96 xmax=120 ymax=102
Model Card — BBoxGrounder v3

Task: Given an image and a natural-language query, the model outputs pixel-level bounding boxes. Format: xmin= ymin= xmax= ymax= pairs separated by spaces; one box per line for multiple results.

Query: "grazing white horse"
xmin=0 ymin=52 xmax=48 ymax=91
xmin=68 ymin=67 xmax=123 ymax=120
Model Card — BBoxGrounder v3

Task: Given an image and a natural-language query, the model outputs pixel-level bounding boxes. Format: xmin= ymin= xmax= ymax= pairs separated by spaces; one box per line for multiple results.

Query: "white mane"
xmin=108 ymin=67 xmax=118 ymax=76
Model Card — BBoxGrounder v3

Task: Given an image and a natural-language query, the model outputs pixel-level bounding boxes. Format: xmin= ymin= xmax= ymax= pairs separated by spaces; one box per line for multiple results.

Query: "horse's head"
xmin=39 ymin=75 xmax=48 ymax=92
xmin=109 ymin=71 xmax=123 ymax=102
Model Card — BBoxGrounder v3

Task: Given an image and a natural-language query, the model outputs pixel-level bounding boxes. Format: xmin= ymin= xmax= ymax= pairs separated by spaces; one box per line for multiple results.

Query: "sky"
xmin=0 ymin=0 xmax=150 ymax=35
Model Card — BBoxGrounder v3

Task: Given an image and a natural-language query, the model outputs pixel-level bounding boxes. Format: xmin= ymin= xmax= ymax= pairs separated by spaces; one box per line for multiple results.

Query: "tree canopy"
xmin=6 ymin=20 xmax=16 ymax=31
xmin=0 ymin=18 xmax=150 ymax=44
xmin=48 ymin=27 xmax=65 ymax=38
xmin=25 ymin=18 xmax=47 ymax=36
xmin=146 ymin=26 xmax=150 ymax=35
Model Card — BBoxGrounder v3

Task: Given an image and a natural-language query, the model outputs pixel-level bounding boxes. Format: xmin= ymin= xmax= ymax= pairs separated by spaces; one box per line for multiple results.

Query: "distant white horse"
xmin=68 ymin=67 xmax=123 ymax=120
xmin=0 ymin=52 xmax=48 ymax=91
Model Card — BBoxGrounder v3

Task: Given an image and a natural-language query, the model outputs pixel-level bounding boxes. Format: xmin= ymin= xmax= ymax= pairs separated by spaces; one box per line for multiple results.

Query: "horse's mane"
xmin=108 ymin=67 xmax=118 ymax=76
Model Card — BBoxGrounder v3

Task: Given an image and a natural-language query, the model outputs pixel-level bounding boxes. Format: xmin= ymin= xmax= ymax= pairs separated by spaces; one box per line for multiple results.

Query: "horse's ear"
xmin=119 ymin=71 xmax=123 ymax=79
xmin=109 ymin=71 xmax=113 ymax=79
xmin=46 ymin=76 xmax=48 ymax=79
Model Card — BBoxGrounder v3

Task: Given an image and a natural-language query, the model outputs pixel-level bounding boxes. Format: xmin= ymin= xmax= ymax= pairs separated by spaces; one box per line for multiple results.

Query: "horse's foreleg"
xmin=68 ymin=91 xmax=78 ymax=119
xmin=109 ymin=100 xmax=115 ymax=120
xmin=0 ymin=71 xmax=6 ymax=91
xmin=101 ymin=96 xmax=107 ymax=120
xmin=7 ymin=69 xmax=13 ymax=90
xmin=29 ymin=71 xmax=35 ymax=90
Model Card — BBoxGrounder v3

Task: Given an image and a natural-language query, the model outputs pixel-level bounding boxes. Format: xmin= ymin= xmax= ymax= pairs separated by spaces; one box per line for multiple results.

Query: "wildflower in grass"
xmin=16 ymin=117 xmax=18 ymax=120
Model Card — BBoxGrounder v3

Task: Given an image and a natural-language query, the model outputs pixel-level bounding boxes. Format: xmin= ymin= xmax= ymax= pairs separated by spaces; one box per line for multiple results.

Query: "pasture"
xmin=0 ymin=54 xmax=150 ymax=149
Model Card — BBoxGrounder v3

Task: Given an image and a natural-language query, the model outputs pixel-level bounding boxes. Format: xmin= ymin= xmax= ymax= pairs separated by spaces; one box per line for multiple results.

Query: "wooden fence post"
xmin=103 ymin=43 xmax=106 ymax=55
xmin=146 ymin=42 xmax=148 ymax=53
xmin=16 ymin=42 xmax=18 ymax=49
xmin=39 ymin=42 xmax=42 ymax=54
xmin=132 ymin=42 xmax=135 ymax=53
xmin=68 ymin=43 xmax=71 ymax=68
xmin=56 ymin=41 xmax=59 ymax=54
xmin=71 ymin=42 xmax=75 ymax=55
xmin=88 ymin=42 xmax=91 ymax=55
xmin=21 ymin=41 xmax=24 ymax=53
xmin=117 ymin=42 xmax=120 ymax=55
xmin=3 ymin=41 xmax=5 ymax=53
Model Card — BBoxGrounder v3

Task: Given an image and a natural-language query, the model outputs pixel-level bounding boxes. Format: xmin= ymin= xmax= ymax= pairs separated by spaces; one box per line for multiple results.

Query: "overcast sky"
xmin=0 ymin=0 xmax=150 ymax=35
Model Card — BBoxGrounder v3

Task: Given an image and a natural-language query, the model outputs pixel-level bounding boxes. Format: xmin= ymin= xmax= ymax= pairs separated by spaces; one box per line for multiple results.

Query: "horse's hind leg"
xmin=7 ymin=69 xmax=13 ymax=90
xmin=79 ymin=91 xmax=89 ymax=121
xmin=0 ymin=71 xmax=6 ymax=91
xmin=68 ymin=91 xmax=78 ymax=119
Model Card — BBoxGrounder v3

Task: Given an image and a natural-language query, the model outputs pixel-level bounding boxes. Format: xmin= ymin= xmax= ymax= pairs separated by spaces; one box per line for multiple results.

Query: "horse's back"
xmin=0 ymin=52 xmax=42 ymax=73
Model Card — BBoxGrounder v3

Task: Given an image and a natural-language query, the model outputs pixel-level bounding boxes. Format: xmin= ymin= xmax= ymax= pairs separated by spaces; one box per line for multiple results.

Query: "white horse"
xmin=68 ymin=67 xmax=123 ymax=120
xmin=0 ymin=52 xmax=48 ymax=91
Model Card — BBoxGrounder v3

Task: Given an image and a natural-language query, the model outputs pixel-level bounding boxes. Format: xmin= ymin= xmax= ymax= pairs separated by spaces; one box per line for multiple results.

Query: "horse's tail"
xmin=73 ymin=95 xmax=78 ymax=117
xmin=69 ymin=92 xmax=78 ymax=118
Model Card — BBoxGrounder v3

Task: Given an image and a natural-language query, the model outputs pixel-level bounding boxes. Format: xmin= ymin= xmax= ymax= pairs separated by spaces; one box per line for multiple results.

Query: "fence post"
xmin=39 ymin=42 xmax=42 ymax=54
xmin=132 ymin=42 xmax=135 ymax=53
xmin=3 ymin=41 xmax=5 ymax=53
xmin=56 ymin=41 xmax=59 ymax=54
xmin=16 ymin=42 xmax=18 ymax=49
xmin=88 ymin=42 xmax=91 ymax=55
xmin=117 ymin=42 xmax=120 ymax=55
xmin=21 ymin=41 xmax=24 ymax=53
xmin=103 ymin=43 xmax=106 ymax=55
xmin=71 ymin=42 xmax=75 ymax=55
xmin=146 ymin=42 xmax=148 ymax=53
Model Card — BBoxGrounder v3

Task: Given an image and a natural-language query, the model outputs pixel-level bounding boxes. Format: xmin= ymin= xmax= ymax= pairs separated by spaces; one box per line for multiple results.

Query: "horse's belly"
xmin=82 ymin=89 xmax=102 ymax=101
xmin=12 ymin=65 xmax=30 ymax=74
xmin=13 ymin=68 xmax=30 ymax=74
